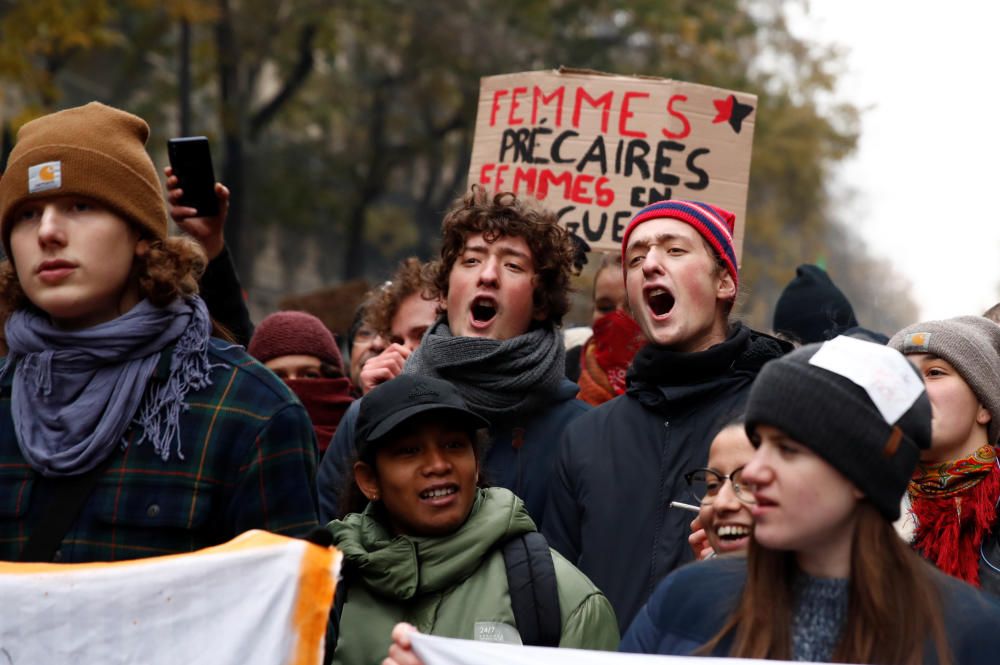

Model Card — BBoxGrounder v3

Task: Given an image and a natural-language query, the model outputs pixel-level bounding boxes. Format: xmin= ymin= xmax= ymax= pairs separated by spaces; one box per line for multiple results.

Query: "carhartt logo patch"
xmin=28 ymin=161 xmax=62 ymax=193
xmin=903 ymin=332 xmax=931 ymax=353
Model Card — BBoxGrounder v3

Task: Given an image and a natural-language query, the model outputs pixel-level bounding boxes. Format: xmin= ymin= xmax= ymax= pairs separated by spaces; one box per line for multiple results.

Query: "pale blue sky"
xmin=791 ymin=1 xmax=1000 ymax=321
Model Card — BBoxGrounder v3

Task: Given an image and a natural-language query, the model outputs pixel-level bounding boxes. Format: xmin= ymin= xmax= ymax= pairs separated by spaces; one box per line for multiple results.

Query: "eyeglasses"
xmin=683 ymin=467 xmax=756 ymax=505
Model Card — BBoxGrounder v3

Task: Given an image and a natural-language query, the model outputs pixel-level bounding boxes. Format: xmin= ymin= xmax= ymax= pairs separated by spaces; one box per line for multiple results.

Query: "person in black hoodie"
xmin=543 ymin=200 xmax=789 ymax=631
xmin=771 ymin=264 xmax=857 ymax=345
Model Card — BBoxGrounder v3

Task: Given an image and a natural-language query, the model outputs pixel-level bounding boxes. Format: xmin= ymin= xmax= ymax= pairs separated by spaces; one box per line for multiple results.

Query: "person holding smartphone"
xmin=0 ymin=102 xmax=319 ymax=562
xmin=164 ymin=157 xmax=253 ymax=347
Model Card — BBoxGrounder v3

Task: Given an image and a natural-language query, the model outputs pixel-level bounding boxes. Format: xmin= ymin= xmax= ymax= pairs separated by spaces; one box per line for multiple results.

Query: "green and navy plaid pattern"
xmin=0 ymin=340 xmax=319 ymax=562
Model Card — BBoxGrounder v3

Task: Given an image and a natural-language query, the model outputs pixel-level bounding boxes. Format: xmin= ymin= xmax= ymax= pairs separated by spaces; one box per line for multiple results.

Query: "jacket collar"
xmin=328 ymin=488 xmax=534 ymax=600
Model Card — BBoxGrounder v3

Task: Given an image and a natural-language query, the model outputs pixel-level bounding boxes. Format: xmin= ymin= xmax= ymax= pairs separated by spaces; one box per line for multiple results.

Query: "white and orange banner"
xmin=410 ymin=633 xmax=835 ymax=665
xmin=0 ymin=530 xmax=340 ymax=665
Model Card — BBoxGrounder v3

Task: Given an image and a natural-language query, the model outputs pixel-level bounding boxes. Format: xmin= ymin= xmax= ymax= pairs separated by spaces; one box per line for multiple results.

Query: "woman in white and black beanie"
xmin=619 ymin=336 xmax=1000 ymax=663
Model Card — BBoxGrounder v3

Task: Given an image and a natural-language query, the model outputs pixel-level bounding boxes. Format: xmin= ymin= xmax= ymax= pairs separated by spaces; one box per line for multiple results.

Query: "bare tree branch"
xmin=249 ymin=22 xmax=318 ymax=138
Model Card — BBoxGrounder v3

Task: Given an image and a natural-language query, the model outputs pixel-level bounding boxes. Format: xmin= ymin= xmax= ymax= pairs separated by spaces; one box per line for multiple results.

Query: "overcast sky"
xmin=789 ymin=1 xmax=1000 ymax=321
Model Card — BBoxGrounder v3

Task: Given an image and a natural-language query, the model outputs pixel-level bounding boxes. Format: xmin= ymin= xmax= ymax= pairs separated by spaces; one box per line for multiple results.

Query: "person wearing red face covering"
xmin=577 ymin=310 xmax=646 ymax=406
xmin=566 ymin=253 xmax=645 ymax=407
xmin=249 ymin=311 xmax=355 ymax=453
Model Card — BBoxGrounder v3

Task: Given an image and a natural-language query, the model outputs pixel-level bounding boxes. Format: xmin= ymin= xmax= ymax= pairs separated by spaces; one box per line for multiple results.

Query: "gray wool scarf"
xmin=2 ymin=297 xmax=221 ymax=477
xmin=403 ymin=318 xmax=565 ymax=423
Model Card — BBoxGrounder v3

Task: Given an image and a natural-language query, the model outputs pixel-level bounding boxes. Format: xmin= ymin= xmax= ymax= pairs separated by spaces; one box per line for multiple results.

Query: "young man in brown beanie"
xmin=890 ymin=315 xmax=1000 ymax=595
xmin=0 ymin=102 xmax=318 ymax=562
xmin=543 ymin=201 xmax=790 ymax=631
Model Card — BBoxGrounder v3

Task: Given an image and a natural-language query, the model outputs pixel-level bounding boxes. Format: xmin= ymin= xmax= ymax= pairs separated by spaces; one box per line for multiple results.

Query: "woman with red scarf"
xmin=890 ymin=316 xmax=1000 ymax=594
xmin=249 ymin=311 xmax=355 ymax=454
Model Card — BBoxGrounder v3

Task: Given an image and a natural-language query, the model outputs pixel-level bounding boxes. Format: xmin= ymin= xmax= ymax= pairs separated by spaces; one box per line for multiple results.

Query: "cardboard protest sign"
xmin=468 ymin=68 xmax=756 ymax=256
xmin=0 ymin=530 xmax=340 ymax=665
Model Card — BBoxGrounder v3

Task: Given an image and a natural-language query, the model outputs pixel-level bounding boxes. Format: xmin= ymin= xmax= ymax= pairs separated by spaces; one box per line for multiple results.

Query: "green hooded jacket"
xmin=328 ymin=488 xmax=619 ymax=665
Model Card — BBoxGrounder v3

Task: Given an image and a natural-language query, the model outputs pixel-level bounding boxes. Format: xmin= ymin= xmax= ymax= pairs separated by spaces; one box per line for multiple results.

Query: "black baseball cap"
xmin=355 ymin=375 xmax=489 ymax=458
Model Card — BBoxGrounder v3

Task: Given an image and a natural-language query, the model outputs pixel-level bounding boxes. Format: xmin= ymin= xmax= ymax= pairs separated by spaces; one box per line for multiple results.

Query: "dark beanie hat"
xmin=772 ymin=264 xmax=858 ymax=344
xmin=249 ymin=311 xmax=344 ymax=375
xmin=0 ymin=102 xmax=168 ymax=259
xmin=745 ymin=336 xmax=931 ymax=521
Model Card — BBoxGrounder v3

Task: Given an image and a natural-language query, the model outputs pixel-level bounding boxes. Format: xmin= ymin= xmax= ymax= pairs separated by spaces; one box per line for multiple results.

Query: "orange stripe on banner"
xmin=290 ymin=543 xmax=339 ymax=665
xmin=0 ymin=529 xmax=289 ymax=576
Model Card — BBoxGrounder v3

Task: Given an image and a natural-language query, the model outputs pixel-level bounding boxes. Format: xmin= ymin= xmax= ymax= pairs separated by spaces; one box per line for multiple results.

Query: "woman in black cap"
xmin=620 ymin=336 xmax=1000 ymax=664
xmin=326 ymin=374 xmax=618 ymax=665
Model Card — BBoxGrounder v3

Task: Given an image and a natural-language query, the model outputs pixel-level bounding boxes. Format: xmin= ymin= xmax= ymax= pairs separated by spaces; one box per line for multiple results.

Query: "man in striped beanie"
xmin=544 ymin=200 xmax=791 ymax=632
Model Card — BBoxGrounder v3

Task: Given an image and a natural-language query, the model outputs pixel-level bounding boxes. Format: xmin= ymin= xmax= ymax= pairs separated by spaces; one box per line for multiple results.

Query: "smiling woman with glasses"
xmin=683 ymin=420 xmax=756 ymax=560
xmin=684 ymin=465 xmax=755 ymax=504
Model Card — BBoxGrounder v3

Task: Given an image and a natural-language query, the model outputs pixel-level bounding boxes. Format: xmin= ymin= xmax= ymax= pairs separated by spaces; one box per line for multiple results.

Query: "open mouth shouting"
xmin=469 ymin=295 xmax=498 ymax=330
xmin=645 ymin=286 xmax=675 ymax=318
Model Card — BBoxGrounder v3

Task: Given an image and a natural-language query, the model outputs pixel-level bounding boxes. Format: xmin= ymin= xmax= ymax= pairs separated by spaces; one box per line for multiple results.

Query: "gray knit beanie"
xmin=889 ymin=315 xmax=1000 ymax=445
xmin=745 ymin=338 xmax=932 ymax=521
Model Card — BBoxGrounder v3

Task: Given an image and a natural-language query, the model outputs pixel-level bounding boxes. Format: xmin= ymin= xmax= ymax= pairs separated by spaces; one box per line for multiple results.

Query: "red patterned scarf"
xmin=908 ymin=444 xmax=1000 ymax=586
xmin=576 ymin=310 xmax=646 ymax=406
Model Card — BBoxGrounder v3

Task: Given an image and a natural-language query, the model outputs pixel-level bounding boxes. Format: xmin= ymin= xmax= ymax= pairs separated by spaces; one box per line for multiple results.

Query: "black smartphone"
xmin=167 ymin=136 xmax=220 ymax=217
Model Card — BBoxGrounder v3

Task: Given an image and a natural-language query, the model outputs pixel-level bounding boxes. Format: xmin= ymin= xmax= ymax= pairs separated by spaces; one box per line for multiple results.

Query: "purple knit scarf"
xmin=2 ymin=297 xmax=220 ymax=477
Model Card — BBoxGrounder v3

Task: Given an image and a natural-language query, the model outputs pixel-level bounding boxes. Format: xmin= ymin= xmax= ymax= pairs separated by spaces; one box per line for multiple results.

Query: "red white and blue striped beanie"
xmin=620 ymin=200 xmax=739 ymax=291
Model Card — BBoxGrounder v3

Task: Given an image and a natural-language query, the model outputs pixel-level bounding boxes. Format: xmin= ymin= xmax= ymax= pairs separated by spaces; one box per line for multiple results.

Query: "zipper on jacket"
xmin=512 ymin=427 xmax=525 ymax=495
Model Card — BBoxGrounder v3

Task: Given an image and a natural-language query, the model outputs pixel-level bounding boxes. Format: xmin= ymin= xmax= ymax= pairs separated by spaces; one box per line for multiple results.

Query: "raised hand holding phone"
xmin=167 ymin=137 xmax=219 ymax=216
xmin=165 ymin=136 xmax=228 ymax=261
xmin=165 ymin=167 xmax=228 ymax=261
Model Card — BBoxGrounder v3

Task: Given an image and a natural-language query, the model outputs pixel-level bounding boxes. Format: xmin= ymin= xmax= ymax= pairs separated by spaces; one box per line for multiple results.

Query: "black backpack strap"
xmin=20 ymin=458 xmax=111 ymax=562
xmin=324 ymin=548 xmax=349 ymax=664
xmin=502 ymin=531 xmax=561 ymax=647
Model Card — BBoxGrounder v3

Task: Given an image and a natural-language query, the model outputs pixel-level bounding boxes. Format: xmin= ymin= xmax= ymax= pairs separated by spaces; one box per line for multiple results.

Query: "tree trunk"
xmin=214 ymin=0 xmax=253 ymax=284
xmin=178 ymin=19 xmax=192 ymax=136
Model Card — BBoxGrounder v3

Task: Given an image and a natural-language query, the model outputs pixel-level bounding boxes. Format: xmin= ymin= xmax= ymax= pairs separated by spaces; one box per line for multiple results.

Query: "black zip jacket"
xmin=542 ymin=324 xmax=789 ymax=631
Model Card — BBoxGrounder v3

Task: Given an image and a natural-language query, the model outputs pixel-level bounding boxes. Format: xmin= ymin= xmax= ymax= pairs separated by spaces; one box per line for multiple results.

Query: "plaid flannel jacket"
xmin=0 ymin=339 xmax=319 ymax=562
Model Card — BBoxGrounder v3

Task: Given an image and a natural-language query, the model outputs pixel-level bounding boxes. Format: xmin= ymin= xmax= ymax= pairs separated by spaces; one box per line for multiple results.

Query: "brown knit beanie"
xmin=889 ymin=315 xmax=1000 ymax=445
xmin=0 ymin=102 xmax=168 ymax=260
xmin=248 ymin=311 xmax=344 ymax=376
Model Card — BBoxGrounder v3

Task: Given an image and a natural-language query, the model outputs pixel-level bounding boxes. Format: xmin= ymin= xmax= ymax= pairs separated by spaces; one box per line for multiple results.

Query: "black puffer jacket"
xmin=542 ymin=324 xmax=789 ymax=631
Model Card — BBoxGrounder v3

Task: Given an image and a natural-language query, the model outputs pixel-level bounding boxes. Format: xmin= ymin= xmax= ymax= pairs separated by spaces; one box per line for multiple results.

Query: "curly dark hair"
xmin=364 ymin=257 xmax=436 ymax=339
xmin=428 ymin=187 xmax=574 ymax=326
xmin=0 ymin=235 xmax=208 ymax=339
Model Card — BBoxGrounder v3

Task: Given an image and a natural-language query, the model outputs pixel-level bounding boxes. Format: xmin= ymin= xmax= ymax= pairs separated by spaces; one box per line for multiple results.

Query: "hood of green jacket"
xmin=328 ymin=487 xmax=534 ymax=600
